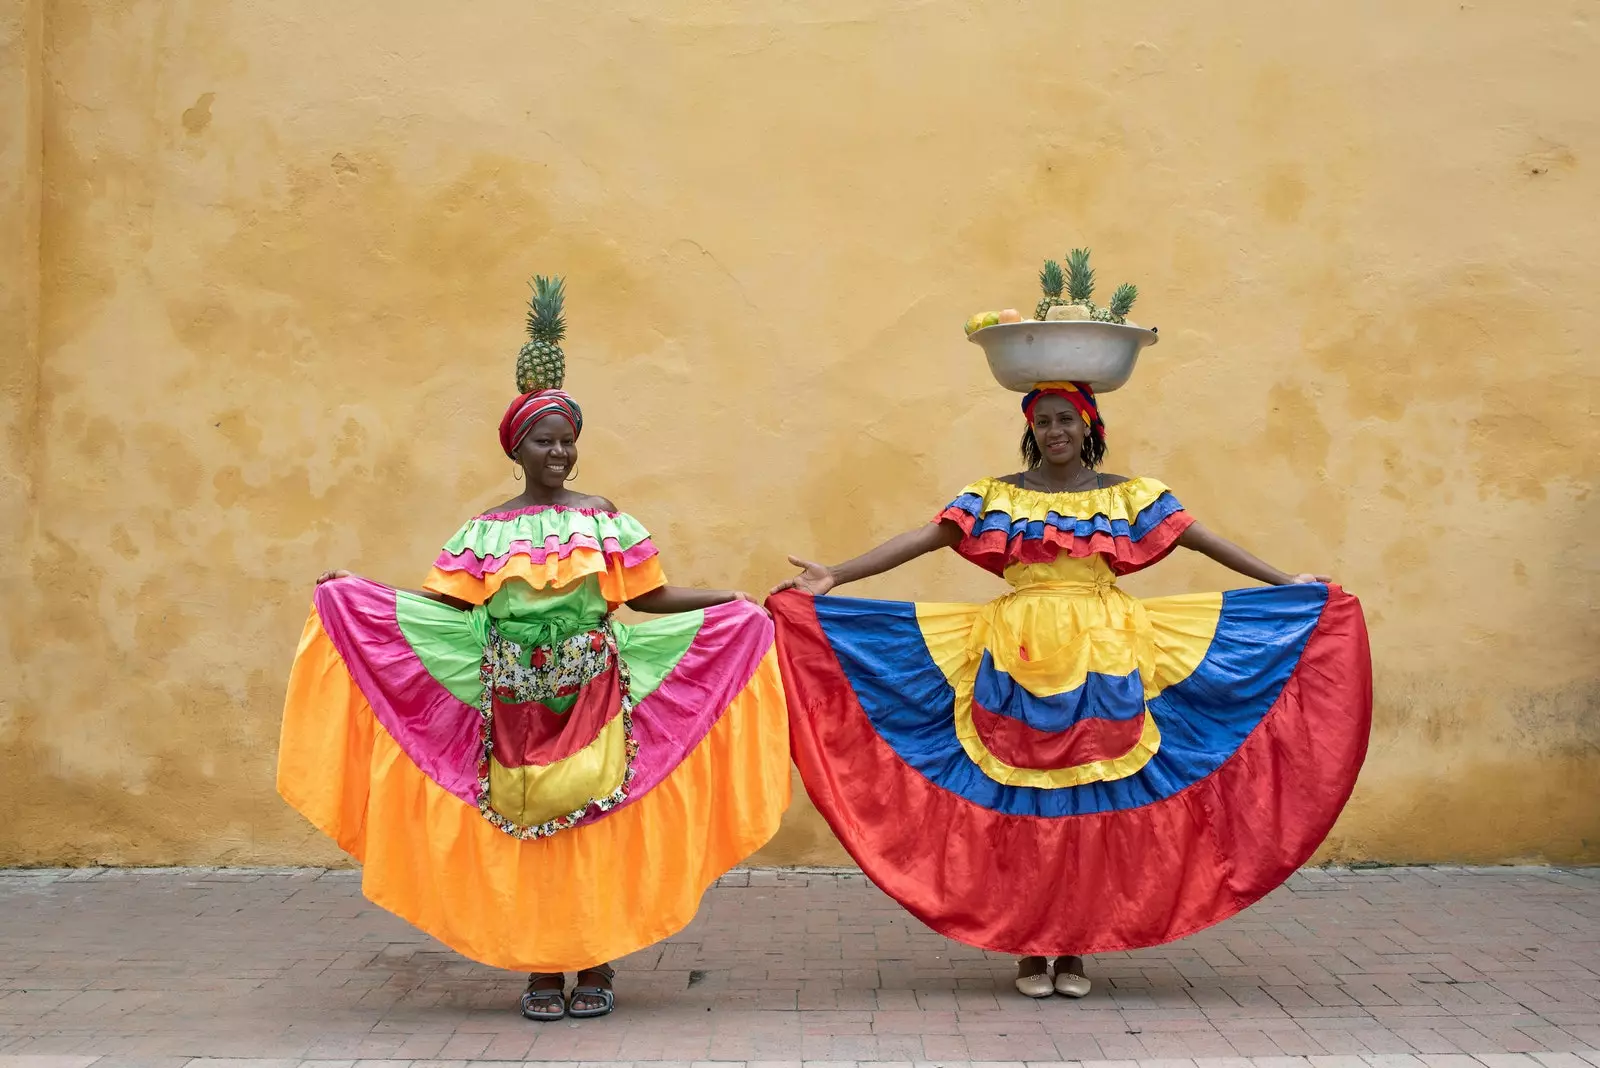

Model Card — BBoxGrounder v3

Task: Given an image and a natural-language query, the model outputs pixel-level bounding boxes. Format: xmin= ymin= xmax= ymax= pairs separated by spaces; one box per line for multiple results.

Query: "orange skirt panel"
xmin=277 ymin=611 xmax=791 ymax=972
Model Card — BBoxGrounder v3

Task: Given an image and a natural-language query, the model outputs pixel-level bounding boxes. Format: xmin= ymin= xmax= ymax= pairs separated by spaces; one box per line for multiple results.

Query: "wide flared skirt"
xmin=768 ymin=583 xmax=1371 ymax=956
xmin=278 ymin=577 xmax=791 ymax=971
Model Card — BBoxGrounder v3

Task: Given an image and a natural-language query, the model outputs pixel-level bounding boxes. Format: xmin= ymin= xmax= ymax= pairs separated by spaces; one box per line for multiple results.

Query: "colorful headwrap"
xmin=499 ymin=389 xmax=584 ymax=458
xmin=1021 ymin=381 xmax=1105 ymax=440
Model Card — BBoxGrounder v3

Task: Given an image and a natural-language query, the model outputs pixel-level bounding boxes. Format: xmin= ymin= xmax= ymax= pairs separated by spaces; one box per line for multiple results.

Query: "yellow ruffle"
xmin=955 ymin=475 xmax=1174 ymax=524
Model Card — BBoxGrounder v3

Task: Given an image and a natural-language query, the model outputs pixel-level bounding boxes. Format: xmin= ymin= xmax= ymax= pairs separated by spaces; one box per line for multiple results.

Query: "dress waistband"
xmin=489 ymin=613 xmax=610 ymax=649
xmin=1006 ymin=578 xmax=1118 ymax=595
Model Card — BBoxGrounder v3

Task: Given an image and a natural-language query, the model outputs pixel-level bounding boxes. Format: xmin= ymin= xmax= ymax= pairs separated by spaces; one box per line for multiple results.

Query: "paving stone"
xmin=0 ymin=869 xmax=1598 ymax=1064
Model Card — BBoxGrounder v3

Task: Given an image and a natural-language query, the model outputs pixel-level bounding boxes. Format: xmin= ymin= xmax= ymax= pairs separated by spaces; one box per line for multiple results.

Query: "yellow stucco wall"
xmin=2 ymin=1 xmax=1596 ymax=868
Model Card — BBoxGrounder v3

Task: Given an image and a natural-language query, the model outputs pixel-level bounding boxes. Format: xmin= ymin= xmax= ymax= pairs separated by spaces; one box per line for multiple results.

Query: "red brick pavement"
xmin=1 ymin=866 xmax=1597 ymax=1067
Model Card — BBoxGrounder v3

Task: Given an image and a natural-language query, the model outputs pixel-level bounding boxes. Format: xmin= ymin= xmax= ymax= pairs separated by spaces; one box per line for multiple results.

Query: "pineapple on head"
xmin=515 ymin=275 xmax=567 ymax=393
xmin=1035 ymin=260 xmax=1071 ymax=321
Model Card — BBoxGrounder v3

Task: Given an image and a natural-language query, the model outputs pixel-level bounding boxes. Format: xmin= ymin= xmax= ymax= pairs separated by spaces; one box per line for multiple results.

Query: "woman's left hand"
xmin=1288 ymin=573 xmax=1333 ymax=585
xmin=730 ymin=590 xmax=770 ymax=614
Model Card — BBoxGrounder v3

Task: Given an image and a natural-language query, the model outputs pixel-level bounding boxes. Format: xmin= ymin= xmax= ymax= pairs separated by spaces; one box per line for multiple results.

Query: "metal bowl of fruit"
xmin=964 ymin=248 xmax=1155 ymax=392
xmin=968 ymin=319 xmax=1158 ymax=393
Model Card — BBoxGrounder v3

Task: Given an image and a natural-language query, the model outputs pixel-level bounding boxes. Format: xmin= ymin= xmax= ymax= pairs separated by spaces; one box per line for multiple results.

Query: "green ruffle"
xmin=438 ymin=506 xmax=653 ymax=560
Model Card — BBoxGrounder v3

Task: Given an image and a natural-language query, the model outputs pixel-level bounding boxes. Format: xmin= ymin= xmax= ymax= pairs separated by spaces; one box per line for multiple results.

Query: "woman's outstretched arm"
xmin=771 ymin=521 xmax=962 ymax=596
xmin=593 ymin=496 xmax=760 ymax=613
xmin=626 ymin=586 xmax=758 ymax=613
xmin=1176 ymin=522 xmax=1329 ymax=586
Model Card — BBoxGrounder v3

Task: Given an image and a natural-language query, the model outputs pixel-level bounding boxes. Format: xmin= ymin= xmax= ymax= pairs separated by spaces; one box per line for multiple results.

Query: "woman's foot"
xmin=519 ymin=972 xmax=566 ymax=1020
xmin=1053 ymin=955 xmax=1091 ymax=998
xmin=567 ymin=963 xmax=616 ymax=1018
xmin=1014 ymin=956 xmax=1054 ymax=998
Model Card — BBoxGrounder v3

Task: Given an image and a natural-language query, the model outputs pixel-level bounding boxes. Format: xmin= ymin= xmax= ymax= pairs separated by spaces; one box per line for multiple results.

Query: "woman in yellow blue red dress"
xmin=769 ymin=382 xmax=1371 ymax=999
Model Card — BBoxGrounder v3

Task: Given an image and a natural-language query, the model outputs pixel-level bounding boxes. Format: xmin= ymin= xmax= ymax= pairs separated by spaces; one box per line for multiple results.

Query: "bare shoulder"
xmin=994 ymin=472 xmax=1028 ymax=488
xmin=1097 ymin=473 xmax=1133 ymax=487
xmin=573 ymin=492 xmax=618 ymax=512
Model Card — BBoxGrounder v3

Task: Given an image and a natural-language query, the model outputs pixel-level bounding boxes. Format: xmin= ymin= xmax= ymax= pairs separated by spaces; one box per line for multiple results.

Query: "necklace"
xmin=1024 ymin=467 xmax=1099 ymax=493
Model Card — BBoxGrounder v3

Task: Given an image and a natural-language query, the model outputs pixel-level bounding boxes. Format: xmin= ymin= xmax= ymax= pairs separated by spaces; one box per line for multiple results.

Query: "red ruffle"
xmin=938 ymin=507 xmax=1193 ymax=577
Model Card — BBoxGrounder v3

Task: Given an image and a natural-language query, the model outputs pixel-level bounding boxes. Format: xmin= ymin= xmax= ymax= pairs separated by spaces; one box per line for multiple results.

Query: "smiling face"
xmin=514 ymin=412 xmax=578 ymax=489
xmin=1028 ymin=394 xmax=1089 ymax=466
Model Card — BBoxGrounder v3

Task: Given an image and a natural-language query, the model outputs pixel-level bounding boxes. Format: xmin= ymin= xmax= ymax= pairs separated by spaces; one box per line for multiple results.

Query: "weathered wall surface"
xmin=1 ymin=0 xmax=1595 ymax=866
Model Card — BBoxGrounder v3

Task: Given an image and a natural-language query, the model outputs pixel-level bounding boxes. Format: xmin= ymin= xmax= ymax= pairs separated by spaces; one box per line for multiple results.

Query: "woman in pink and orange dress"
xmin=279 ymin=387 xmax=790 ymax=1021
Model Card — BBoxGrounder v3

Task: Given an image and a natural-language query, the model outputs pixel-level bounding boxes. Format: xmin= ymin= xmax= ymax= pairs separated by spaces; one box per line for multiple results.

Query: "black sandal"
xmin=519 ymin=972 xmax=566 ymax=1021
xmin=567 ymin=963 xmax=616 ymax=1019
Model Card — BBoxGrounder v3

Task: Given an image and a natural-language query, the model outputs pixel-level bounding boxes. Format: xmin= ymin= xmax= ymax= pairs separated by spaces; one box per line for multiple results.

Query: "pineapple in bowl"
xmin=964 ymin=247 xmax=1157 ymax=393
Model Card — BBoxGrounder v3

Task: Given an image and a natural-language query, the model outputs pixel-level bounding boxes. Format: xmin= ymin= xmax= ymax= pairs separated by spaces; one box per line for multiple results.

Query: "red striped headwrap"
xmin=1021 ymin=381 xmax=1105 ymax=440
xmin=499 ymin=389 xmax=584 ymax=458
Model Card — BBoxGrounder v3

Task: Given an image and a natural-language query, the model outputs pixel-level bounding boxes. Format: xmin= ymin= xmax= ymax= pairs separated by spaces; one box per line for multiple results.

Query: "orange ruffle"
xmin=423 ymin=551 xmax=667 ymax=608
xmin=277 ymin=609 xmax=790 ymax=971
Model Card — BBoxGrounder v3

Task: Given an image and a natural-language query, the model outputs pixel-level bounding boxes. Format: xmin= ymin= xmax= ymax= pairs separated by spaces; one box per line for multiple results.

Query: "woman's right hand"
xmin=769 ymin=556 xmax=837 ymax=597
xmin=316 ymin=569 xmax=353 ymax=585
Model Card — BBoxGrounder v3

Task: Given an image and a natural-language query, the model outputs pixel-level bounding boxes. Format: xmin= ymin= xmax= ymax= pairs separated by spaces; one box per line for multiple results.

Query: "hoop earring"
xmin=512 ymin=464 xmax=524 ymax=482
xmin=564 ymin=463 xmax=580 ymax=483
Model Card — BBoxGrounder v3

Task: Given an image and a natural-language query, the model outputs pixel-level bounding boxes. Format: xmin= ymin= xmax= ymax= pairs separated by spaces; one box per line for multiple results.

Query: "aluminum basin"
xmin=967 ymin=319 xmax=1158 ymax=393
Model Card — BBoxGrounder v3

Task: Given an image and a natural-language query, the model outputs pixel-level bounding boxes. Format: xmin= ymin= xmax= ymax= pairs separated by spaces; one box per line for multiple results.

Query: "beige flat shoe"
xmin=1016 ymin=972 xmax=1055 ymax=997
xmin=1053 ymin=955 xmax=1091 ymax=998
xmin=1014 ymin=956 xmax=1054 ymax=998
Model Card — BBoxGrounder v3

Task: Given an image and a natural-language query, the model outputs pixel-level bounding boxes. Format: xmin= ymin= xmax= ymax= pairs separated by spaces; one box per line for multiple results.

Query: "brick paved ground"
xmin=2 ymin=866 xmax=1598 ymax=1068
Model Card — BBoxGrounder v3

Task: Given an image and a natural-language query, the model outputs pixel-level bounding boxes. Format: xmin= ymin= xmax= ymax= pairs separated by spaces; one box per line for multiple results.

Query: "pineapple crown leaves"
xmin=524 ymin=274 xmax=567 ymax=344
xmin=1065 ymin=247 xmax=1095 ymax=303
xmin=1109 ymin=283 xmax=1138 ymax=319
xmin=1038 ymin=259 xmax=1065 ymax=298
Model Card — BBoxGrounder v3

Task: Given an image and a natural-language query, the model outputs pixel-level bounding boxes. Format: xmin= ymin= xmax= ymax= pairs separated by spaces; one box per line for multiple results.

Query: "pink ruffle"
xmin=432 ymin=534 xmax=660 ymax=577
